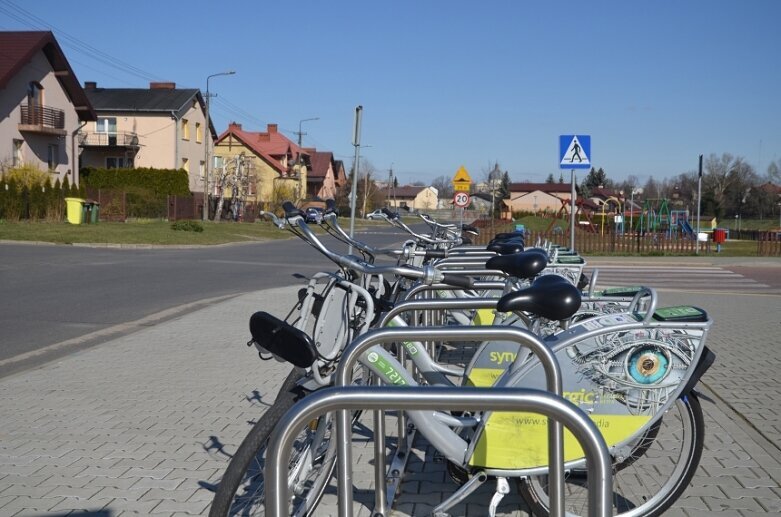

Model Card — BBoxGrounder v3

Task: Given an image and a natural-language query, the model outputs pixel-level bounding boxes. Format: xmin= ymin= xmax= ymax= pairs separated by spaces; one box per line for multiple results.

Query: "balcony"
xmin=19 ymin=104 xmax=66 ymax=136
xmin=79 ymin=131 xmax=140 ymax=149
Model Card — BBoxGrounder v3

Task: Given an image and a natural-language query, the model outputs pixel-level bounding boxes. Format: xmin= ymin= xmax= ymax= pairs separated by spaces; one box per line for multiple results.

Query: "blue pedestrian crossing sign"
xmin=559 ymin=135 xmax=591 ymax=169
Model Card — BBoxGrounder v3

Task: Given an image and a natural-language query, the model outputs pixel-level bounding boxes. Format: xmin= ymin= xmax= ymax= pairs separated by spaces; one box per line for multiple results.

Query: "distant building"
xmin=503 ymin=182 xmax=573 ymax=214
xmin=80 ymin=81 xmax=212 ymax=192
xmin=0 ymin=31 xmax=96 ymax=184
xmin=379 ymin=185 xmax=439 ymax=211
xmin=213 ymin=122 xmax=308 ymax=207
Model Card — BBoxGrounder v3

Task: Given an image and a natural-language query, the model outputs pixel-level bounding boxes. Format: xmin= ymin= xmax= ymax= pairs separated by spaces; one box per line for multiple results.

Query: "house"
xmin=0 ymin=31 xmax=96 ymax=184
xmin=303 ymin=148 xmax=346 ymax=201
xmin=80 ymin=81 xmax=213 ymax=193
xmin=213 ymin=122 xmax=308 ymax=208
xmin=380 ymin=185 xmax=439 ymax=211
xmin=503 ymin=182 xmax=573 ymax=215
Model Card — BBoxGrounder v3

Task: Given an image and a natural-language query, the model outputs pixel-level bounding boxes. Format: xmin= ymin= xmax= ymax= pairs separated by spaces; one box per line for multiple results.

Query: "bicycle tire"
xmin=209 ymin=383 xmax=336 ymax=517
xmin=519 ymin=393 xmax=704 ymax=516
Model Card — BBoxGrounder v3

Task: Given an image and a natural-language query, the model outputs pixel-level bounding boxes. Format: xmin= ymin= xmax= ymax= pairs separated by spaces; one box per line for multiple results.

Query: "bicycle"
xmin=211 ymin=204 xmax=715 ymax=517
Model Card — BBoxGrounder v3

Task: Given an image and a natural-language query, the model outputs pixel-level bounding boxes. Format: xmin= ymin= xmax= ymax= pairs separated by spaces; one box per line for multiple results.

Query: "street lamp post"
xmin=202 ymin=70 xmax=236 ymax=221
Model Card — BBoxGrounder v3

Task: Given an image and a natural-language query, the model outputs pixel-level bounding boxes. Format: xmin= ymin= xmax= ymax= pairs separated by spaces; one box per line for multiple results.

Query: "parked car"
xmin=305 ymin=207 xmax=324 ymax=224
xmin=365 ymin=209 xmax=386 ymax=220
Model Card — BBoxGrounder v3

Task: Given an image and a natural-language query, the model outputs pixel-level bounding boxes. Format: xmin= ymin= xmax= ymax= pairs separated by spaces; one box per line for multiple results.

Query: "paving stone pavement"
xmin=1 ymin=267 xmax=780 ymax=516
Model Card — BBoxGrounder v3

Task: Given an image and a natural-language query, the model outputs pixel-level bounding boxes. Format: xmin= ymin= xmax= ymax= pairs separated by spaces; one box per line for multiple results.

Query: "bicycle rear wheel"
xmin=209 ymin=385 xmax=337 ymax=517
xmin=519 ymin=393 xmax=704 ymax=516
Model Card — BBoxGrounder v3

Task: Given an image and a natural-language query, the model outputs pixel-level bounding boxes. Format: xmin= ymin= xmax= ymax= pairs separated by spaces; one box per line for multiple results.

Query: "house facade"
xmin=80 ymin=82 xmax=212 ymax=192
xmin=304 ymin=148 xmax=346 ymax=201
xmin=381 ymin=185 xmax=439 ymax=211
xmin=503 ymin=182 xmax=574 ymax=214
xmin=0 ymin=31 xmax=96 ymax=184
xmin=213 ymin=122 xmax=307 ymax=208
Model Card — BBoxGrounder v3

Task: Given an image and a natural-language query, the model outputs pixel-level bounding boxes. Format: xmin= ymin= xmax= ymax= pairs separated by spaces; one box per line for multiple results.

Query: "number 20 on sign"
xmin=453 ymin=192 xmax=470 ymax=208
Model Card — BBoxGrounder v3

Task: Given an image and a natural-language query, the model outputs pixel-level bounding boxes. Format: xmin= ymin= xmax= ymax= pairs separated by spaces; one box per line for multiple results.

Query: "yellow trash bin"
xmin=64 ymin=197 xmax=86 ymax=224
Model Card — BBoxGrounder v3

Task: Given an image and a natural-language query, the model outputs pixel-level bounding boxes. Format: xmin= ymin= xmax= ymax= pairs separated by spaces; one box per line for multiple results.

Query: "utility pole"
xmin=696 ymin=154 xmax=703 ymax=254
xmin=387 ymin=165 xmax=394 ymax=207
xmin=348 ymin=106 xmax=363 ymax=253
xmin=202 ymin=70 xmax=235 ymax=221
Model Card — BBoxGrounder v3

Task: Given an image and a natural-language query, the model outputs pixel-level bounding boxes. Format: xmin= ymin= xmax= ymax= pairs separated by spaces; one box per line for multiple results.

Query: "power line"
xmin=0 ymin=0 xmax=164 ymax=83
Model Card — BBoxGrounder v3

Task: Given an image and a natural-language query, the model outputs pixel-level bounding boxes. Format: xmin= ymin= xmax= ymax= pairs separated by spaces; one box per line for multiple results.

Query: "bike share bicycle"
xmin=210 ymin=203 xmax=715 ymax=517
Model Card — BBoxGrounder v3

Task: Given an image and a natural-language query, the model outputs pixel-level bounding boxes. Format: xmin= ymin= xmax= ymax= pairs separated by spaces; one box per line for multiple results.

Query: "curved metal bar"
xmin=334 ymin=326 xmax=565 ymax=515
xmin=265 ymin=387 xmax=611 ymax=517
xmin=627 ymin=286 xmax=658 ymax=323
xmin=378 ymin=298 xmax=499 ymax=327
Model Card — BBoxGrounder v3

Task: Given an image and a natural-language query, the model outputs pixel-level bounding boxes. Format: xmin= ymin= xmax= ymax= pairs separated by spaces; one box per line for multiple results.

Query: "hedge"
xmin=80 ymin=167 xmax=190 ymax=196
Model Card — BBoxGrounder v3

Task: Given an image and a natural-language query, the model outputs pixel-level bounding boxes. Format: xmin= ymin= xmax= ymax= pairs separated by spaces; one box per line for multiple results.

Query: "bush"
xmin=81 ymin=167 xmax=190 ymax=196
xmin=171 ymin=220 xmax=204 ymax=232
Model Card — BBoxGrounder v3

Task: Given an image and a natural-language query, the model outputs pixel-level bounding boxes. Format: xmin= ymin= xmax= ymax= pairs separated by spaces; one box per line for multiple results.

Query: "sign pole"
xmin=696 ymin=154 xmax=703 ymax=255
xmin=570 ymin=168 xmax=576 ymax=251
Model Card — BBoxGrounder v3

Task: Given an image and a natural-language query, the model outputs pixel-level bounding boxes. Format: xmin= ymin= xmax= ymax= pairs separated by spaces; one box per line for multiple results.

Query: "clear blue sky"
xmin=2 ymin=0 xmax=779 ymax=186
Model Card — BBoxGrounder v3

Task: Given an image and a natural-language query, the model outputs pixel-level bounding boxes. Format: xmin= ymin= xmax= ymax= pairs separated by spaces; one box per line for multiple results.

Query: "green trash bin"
xmin=88 ymin=201 xmax=100 ymax=224
xmin=64 ymin=197 xmax=85 ymax=224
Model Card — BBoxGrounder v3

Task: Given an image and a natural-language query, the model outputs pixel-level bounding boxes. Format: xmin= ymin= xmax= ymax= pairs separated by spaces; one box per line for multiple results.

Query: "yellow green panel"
xmin=465 ymin=367 xmax=505 ymax=387
xmin=472 ymin=308 xmax=497 ymax=326
xmin=469 ymin=412 xmax=651 ymax=469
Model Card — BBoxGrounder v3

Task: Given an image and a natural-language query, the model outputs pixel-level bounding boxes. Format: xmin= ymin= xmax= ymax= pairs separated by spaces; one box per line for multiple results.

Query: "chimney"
xmin=267 ymin=123 xmax=278 ymax=134
xmin=150 ymin=82 xmax=176 ymax=90
xmin=229 ymin=121 xmax=242 ymax=130
xmin=84 ymin=81 xmax=97 ymax=89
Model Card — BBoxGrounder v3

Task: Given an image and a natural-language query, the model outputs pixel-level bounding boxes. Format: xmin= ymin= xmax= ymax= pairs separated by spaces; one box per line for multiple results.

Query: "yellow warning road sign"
xmin=452 ymin=166 xmax=472 ymax=192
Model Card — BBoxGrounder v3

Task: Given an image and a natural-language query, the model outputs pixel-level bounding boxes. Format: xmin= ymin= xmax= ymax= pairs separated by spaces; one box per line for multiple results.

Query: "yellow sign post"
xmin=452 ymin=165 xmax=472 ymax=192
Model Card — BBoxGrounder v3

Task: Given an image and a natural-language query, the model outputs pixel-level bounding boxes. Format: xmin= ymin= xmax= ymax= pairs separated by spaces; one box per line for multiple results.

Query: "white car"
xmin=365 ymin=209 xmax=386 ymax=220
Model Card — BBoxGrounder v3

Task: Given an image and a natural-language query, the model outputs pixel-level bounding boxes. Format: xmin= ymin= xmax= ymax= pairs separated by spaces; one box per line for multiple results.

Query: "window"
xmin=106 ymin=157 xmax=125 ymax=168
xmin=213 ymin=155 xmax=224 ymax=169
xmin=27 ymin=82 xmax=43 ymax=106
xmin=195 ymin=122 xmax=202 ymax=143
xmin=182 ymin=157 xmax=189 ymax=172
xmin=95 ymin=117 xmax=117 ymax=134
xmin=182 ymin=119 xmax=190 ymax=140
xmin=12 ymin=139 xmax=23 ymax=167
xmin=47 ymin=144 xmax=58 ymax=170
xmin=199 ymin=160 xmax=205 ymax=179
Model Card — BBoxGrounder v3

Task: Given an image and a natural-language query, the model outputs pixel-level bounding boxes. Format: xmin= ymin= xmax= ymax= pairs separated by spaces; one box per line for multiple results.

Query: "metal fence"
xmin=83 ymin=189 xmax=259 ymax=222
xmin=472 ymin=220 xmax=781 ymax=256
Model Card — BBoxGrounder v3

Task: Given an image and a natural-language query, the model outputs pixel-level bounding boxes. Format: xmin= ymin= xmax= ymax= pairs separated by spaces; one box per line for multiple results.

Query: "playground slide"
xmin=680 ymin=219 xmax=695 ymax=237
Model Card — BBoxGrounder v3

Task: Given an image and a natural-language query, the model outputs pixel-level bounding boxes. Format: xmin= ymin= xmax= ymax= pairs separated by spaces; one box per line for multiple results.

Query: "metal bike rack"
xmin=264 ymin=386 xmax=612 ymax=517
xmin=334 ymin=326 xmax=570 ymax=517
xmin=378 ymin=297 xmax=504 ymax=501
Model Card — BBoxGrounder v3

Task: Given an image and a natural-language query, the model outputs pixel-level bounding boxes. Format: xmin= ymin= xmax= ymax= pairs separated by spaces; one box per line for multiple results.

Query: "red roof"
xmin=0 ymin=31 xmax=95 ymax=120
xmin=308 ymin=150 xmax=333 ymax=179
xmin=215 ymin=123 xmax=286 ymax=172
xmin=508 ymin=182 xmax=571 ymax=193
xmin=216 ymin=122 xmax=310 ymax=169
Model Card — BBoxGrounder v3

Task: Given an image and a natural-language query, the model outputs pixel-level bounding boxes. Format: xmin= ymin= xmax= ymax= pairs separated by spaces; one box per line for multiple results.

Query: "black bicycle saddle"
xmin=486 ymin=250 xmax=548 ymax=279
xmin=496 ymin=274 xmax=582 ymax=320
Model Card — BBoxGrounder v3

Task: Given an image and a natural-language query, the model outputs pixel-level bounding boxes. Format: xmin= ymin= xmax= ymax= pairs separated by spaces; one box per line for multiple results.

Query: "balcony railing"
xmin=19 ymin=104 xmax=66 ymax=135
xmin=79 ymin=131 xmax=140 ymax=148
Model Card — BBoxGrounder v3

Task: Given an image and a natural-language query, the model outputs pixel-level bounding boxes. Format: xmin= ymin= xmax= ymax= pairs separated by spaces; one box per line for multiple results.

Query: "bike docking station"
xmin=263 ymin=322 xmax=614 ymax=517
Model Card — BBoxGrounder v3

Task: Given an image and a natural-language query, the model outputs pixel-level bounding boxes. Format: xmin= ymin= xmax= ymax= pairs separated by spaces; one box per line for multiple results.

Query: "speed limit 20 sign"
xmin=453 ymin=192 xmax=470 ymax=208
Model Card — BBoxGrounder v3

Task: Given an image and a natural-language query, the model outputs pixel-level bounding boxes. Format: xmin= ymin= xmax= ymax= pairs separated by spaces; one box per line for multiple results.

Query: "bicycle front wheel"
xmin=209 ymin=386 xmax=337 ymax=517
xmin=519 ymin=393 xmax=705 ymax=516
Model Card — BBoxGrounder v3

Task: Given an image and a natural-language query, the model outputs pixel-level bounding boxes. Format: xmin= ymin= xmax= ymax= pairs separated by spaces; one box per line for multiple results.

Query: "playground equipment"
xmin=599 ymin=196 xmax=623 ymax=235
xmin=637 ymin=198 xmax=672 ymax=236
xmin=545 ymin=198 xmax=597 ymax=235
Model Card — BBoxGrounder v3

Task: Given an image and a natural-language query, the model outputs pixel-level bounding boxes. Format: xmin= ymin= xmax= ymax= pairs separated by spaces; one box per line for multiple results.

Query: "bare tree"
xmin=431 ymin=175 xmax=453 ymax=200
xmin=703 ymin=153 xmax=734 ymax=216
xmin=766 ymin=159 xmax=781 ymax=183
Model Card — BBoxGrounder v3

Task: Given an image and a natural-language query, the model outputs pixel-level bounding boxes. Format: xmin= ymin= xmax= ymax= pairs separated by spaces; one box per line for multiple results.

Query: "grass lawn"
xmin=0 ymin=219 xmax=320 ymax=245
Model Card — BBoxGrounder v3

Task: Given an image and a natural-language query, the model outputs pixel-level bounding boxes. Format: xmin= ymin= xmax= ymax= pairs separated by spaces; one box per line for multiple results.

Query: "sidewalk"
xmin=0 ymin=283 xmax=779 ymax=516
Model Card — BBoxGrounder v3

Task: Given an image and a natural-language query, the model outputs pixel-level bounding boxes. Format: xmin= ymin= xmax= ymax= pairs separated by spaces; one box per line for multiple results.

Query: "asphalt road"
xmin=0 ymin=225 xmax=411 ymax=377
